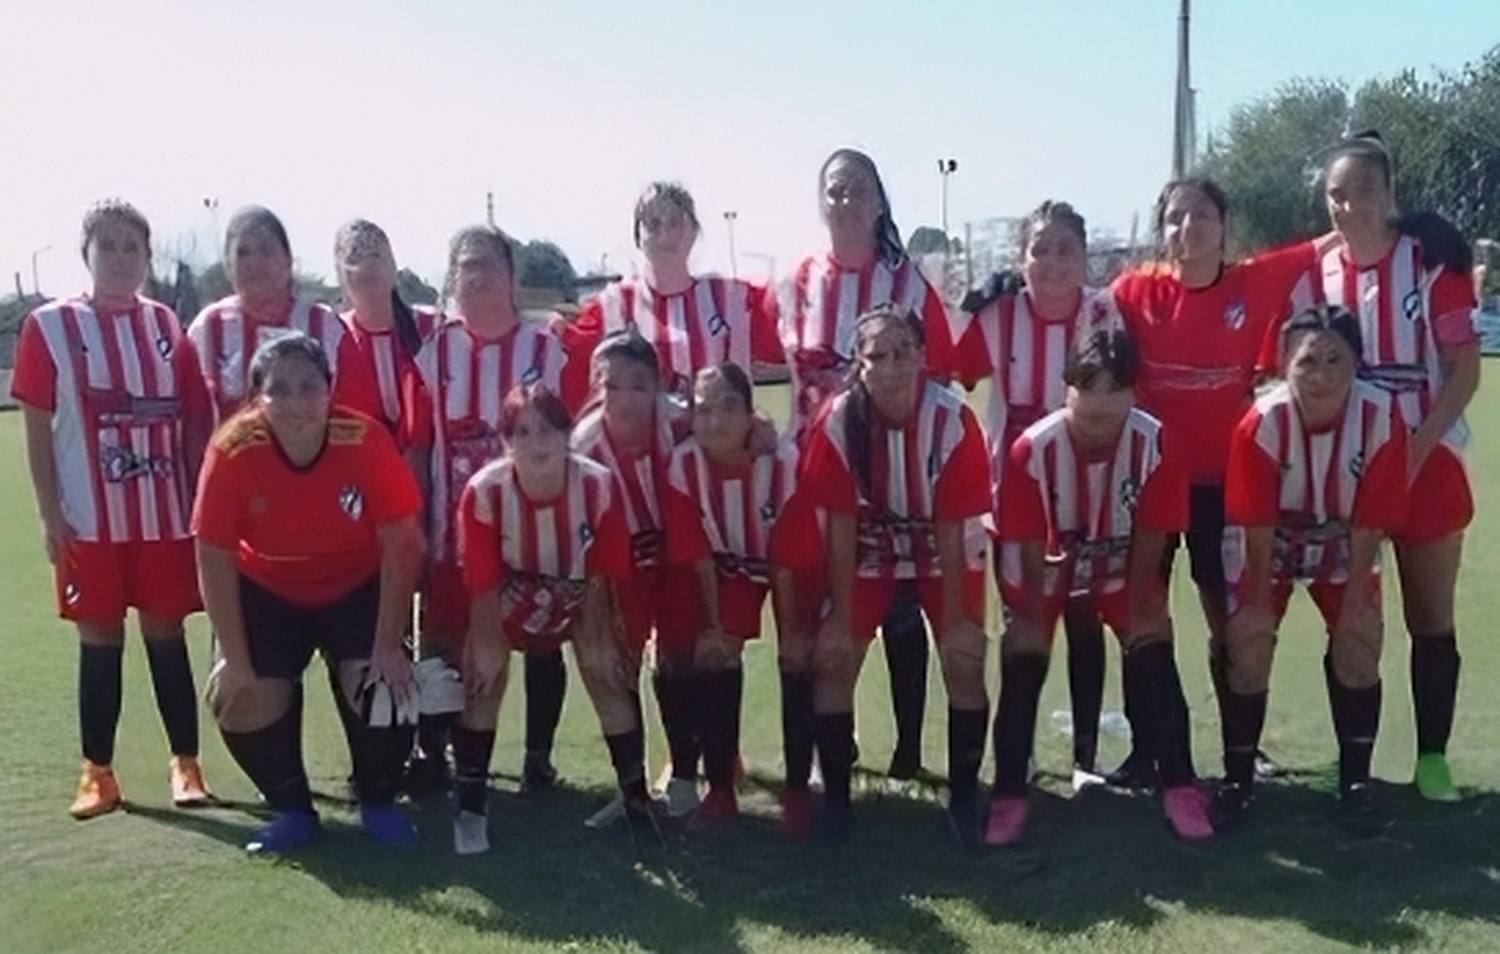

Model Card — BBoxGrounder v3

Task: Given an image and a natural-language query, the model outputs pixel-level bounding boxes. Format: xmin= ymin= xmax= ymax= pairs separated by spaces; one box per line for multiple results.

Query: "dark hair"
xmin=820 ymin=148 xmax=905 ymax=268
xmin=1020 ymin=200 xmax=1087 ymax=253
xmin=334 ymin=218 xmax=422 ymax=358
xmin=842 ymin=304 xmax=926 ymax=502
xmin=500 ymin=383 xmax=573 ymax=439
xmin=694 ymin=362 xmax=753 ymax=412
xmin=1325 ymin=129 xmax=1393 ymax=190
xmin=591 ymin=327 xmax=661 ymax=384
xmin=1281 ymin=304 xmax=1364 ymax=364
xmin=1153 ymin=177 xmax=1230 ymax=252
xmin=224 ymin=205 xmax=292 ymax=274
xmin=442 ymin=225 xmax=517 ymax=307
xmin=1063 ymin=330 xmax=1138 ymax=390
xmin=80 ymin=199 xmax=151 ymax=264
xmin=248 ymin=331 xmax=332 ymax=394
xmin=633 ymin=182 xmax=700 ymax=248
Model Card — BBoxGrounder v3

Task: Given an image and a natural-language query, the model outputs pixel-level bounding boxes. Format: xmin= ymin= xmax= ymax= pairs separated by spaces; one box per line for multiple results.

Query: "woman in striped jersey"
xmin=1266 ymin=132 xmax=1480 ymax=802
xmin=1219 ymin=306 xmax=1409 ymax=834
xmin=988 ymin=330 xmax=1210 ymax=846
xmin=956 ymin=201 xmax=1123 ymax=788
xmin=571 ymin=330 xmax=692 ymax=827
xmin=15 ymin=200 xmax=214 ymax=818
xmin=558 ymin=182 xmax=783 ymax=412
xmin=451 ymin=384 xmax=638 ymax=854
xmin=334 ymin=219 xmax=436 ymax=453
xmin=188 ymin=206 xmax=379 ymax=425
xmin=408 ymin=225 xmax=570 ymax=794
xmin=779 ymin=148 xmax=958 ymax=781
xmin=799 ymin=304 xmax=992 ymax=846
xmin=661 ymin=363 xmax=820 ymax=830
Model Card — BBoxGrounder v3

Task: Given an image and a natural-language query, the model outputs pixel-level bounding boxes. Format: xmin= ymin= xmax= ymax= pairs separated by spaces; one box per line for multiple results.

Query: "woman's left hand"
xmin=367 ymin=641 xmax=416 ymax=713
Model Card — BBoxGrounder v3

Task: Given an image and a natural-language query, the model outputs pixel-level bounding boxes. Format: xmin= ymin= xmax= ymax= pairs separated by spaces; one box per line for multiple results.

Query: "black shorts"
xmin=240 ymin=575 xmax=379 ymax=680
xmin=1167 ymin=484 xmax=1227 ymax=599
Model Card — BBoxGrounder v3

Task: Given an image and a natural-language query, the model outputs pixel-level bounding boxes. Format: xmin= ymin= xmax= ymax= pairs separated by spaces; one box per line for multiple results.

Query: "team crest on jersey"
xmin=520 ymin=365 xmax=542 ymax=385
xmin=579 ymin=521 xmax=595 ymax=545
xmin=339 ymin=485 xmax=365 ymax=521
xmin=707 ymin=312 xmax=728 ymax=336
xmin=1348 ymin=449 xmax=1366 ymax=479
xmin=1223 ymin=300 xmax=1247 ymax=330
xmin=1402 ymin=289 xmax=1422 ymax=322
xmin=64 ymin=581 xmax=81 ymax=606
xmin=156 ymin=336 xmax=173 ymax=359
xmin=1119 ymin=476 xmax=1141 ymax=513
xmin=760 ymin=501 xmax=778 ymax=523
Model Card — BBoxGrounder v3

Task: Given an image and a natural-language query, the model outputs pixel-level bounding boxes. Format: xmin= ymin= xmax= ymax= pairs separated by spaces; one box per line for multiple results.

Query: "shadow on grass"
xmin=132 ymin=767 xmax=1500 ymax=952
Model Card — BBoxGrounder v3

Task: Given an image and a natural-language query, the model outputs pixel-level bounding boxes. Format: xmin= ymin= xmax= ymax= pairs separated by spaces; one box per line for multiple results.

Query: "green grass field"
xmin=3 ymin=374 xmax=1499 ymax=953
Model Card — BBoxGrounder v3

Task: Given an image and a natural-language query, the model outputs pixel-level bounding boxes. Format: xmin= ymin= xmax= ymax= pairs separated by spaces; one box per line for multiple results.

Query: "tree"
xmin=397 ymin=268 xmax=438 ymax=306
xmin=1200 ymin=45 xmax=1500 ymax=253
xmin=907 ymin=226 xmax=960 ymax=257
xmin=514 ymin=240 xmax=578 ymax=302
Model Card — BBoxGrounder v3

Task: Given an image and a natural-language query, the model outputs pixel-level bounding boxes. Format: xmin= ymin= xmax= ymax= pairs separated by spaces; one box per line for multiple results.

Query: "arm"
xmin=823 ymin=511 xmax=857 ymax=631
xmin=368 ymin=514 xmax=425 ymax=700
xmin=21 ymin=402 xmax=70 ymax=564
xmin=197 ymin=540 xmax=260 ymax=715
xmin=1333 ymin=527 xmax=1384 ymax=644
xmin=1410 ymin=341 xmax=1479 ymax=474
xmin=1226 ymin=525 xmax=1278 ymax=644
xmin=936 ymin=519 xmax=970 ymax=632
xmin=692 ymin=557 xmax=735 ymax=669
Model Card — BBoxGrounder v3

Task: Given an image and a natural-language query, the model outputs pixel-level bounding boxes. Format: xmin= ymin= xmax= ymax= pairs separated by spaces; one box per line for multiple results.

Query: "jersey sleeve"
xmin=459 ymin=481 xmax=504 ymax=595
xmin=1351 ymin=425 xmax=1410 ymax=533
xmin=586 ymin=501 xmax=633 ymax=580
xmin=798 ymin=418 xmax=859 ymax=515
xmin=10 ymin=312 xmax=58 ymax=411
xmin=953 ymin=306 xmax=996 ymax=390
xmin=191 ymin=439 xmax=245 ymax=549
xmin=1223 ymin=411 xmax=1281 ymax=527
xmin=996 ymin=436 xmax=1047 ymax=542
xmin=1135 ymin=429 xmax=1190 ymax=533
xmin=933 ymin=408 xmax=994 ymax=520
xmin=559 ymin=299 xmax=606 ymax=413
xmin=1430 ymin=267 xmax=1480 ymax=348
xmin=662 ymin=483 xmax=712 ymax=564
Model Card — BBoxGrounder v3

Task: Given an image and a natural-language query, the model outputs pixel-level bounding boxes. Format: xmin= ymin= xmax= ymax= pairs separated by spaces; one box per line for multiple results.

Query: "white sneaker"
xmin=1071 ymin=767 xmax=1106 ymax=795
xmin=584 ymin=795 xmax=625 ymax=829
xmin=664 ymin=778 xmax=700 ymax=817
xmin=454 ymin=810 xmax=490 ymax=855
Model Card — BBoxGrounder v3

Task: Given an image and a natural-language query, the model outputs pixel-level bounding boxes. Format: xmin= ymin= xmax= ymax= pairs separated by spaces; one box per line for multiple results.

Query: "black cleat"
xmin=1104 ymin=751 xmax=1160 ymax=792
xmin=519 ymin=754 xmax=559 ymax=794
xmin=1332 ymin=783 xmax=1389 ymax=839
xmin=1209 ymin=781 xmax=1255 ymax=832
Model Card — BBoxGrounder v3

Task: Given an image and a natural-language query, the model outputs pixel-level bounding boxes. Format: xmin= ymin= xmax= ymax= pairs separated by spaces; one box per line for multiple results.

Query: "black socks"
xmin=524 ymin=649 xmax=567 ymax=764
xmin=1411 ymin=633 xmax=1459 ymax=756
xmin=79 ymin=643 xmax=124 ymax=765
xmin=220 ymin=685 xmax=313 ymax=815
xmin=144 ymin=638 xmax=200 ymax=757
xmin=699 ymin=668 xmax=743 ymax=789
xmin=992 ymin=652 xmax=1049 ymax=798
xmin=780 ymin=671 xmax=816 ymax=793
xmin=1325 ymin=655 xmax=1381 ymax=792
xmin=881 ymin=596 xmax=928 ymax=769
xmin=452 ymin=726 xmax=497 ymax=815
xmin=1063 ymin=600 xmax=1105 ymax=770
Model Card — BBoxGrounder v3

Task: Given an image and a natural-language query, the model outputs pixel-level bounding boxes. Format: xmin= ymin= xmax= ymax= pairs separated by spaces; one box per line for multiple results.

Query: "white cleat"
xmin=584 ymin=795 xmax=626 ymax=829
xmin=454 ymin=810 xmax=490 ymax=855
xmin=665 ymin=778 xmax=701 ymax=817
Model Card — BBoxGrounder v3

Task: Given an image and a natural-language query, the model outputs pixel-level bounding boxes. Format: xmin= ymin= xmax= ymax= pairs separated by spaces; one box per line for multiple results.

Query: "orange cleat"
xmin=70 ymin=761 xmax=122 ymax=820
xmin=170 ymin=756 xmax=213 ymax=807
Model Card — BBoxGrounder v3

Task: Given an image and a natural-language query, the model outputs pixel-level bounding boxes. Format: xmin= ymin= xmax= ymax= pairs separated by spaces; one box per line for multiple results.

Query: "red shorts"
xmin=639 ymin=564 xmax=703 ymax=660
xmin=850 ymin=573 xmax=986 ymax=639
xmin=55 ymin=538 xmax=201 ymax=624
xmin=1229 ymin=572 xmax=1381 ymax=629
xmin=421 ymin=561 xmax=469 ymax=650
xmin=1393 ymin=444 xmax=1472 ymax=545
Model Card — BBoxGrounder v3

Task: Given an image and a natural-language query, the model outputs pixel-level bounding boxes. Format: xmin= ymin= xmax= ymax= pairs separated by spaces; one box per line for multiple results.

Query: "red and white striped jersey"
xmin=956 ymin=287 xmax=1124 ymax=486
xmin=459 ymin=453 xmax=627 ymax=639
xmin=1281 ymin=235 xmax=1478 ymax=441
xmin=345 ymin=305 xmax=438 ymax=440
xmin=415 ymin=314 xmax=567 ymax=563
xmin=571 ymin=402 xmax=677 ymax=570
xmin=559 ymin=275 xmax=781 ymax=410
xmin=1224 ymin=380 xmax=1407 ymax=585
xmin=13 ymin=294 xmax=207 ymax=543
xmin=999 ymin=406 xmax=1184 ymax=599
xmin=187 ymin=294 xmax=366 ymax=423
xmin=666 ymin=439 xmax=799 ymax=585
xmin=802 ymin=380 xmax=990 ymax=579
xmin=776 ymin=253 xmax=957 ymax=439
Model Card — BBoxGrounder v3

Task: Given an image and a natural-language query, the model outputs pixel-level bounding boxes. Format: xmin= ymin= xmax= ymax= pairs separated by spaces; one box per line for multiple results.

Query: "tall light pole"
xmin=1172 ymin=0 xmax=1195 ymax=178
xmin=723 ymin=210 xmax=739 ymax=279
xmin=31 ymin=245 xmax=52 ymax=296
xmin=937 ymin=158 xmax=958 ymax=238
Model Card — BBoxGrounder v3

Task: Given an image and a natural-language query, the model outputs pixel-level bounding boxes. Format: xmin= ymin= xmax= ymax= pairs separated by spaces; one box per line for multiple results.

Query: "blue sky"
xmin=1 ymin=0 xmax=1495 ymax=296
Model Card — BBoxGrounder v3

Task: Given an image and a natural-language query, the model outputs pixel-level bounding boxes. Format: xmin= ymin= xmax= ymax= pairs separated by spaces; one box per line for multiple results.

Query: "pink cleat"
xmin=983 ymin=797 xmax=1029 ymax=847
xmin=1164 ymin=785 xmax=1214 ymax=840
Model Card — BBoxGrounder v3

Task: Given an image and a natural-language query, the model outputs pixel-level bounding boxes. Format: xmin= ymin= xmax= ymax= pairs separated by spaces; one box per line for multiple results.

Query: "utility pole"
xmin=1172 ymin=0 xmax=1195 ymax=179
xmin=937 ymin=158 xmax=958 ymax=237
xmin=486 ymin=191 xmax=495 ymax=228
xmin=724 ymin=210 xmax=739 ymax=279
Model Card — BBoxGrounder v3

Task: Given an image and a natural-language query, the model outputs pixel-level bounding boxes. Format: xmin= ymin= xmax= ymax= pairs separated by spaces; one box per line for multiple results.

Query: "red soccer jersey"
xmin=186 ymin=294 xmax=380 ymax=424
xmin=999 ymin=406 xmax=1186 ymax=601
xmin=801 ymin=380 xmax=990 ymax=580
xmin=1111 ymin=244 xmax=1311 ymax=483
xmin=413 ymin=314 xmax=568 ymax=563
xmin=192 ymin=407 xmax=423 ymax=607
xmin=955 ymin=286 xmax=1124 ymax=487
xmin=571 ymin=403 xmax=679 ymax=570
xmin=558 ymin=275 xmax=782 ymax=411
xmin=663 ymin=438 xmax=801 ymax=635
xmin=459 ymin=453 xmax=630 ymax=640
xmin=1224 ymin=381 xmax=1408 ymax=584
xmin=775 ymin=252 xmax=957 ymax=440
xmin=344 ymin=304 xmax=438 ymax=444
xmin=1271 ymin=234 xmax=1479 ymax=437
xmin=13 ymin=294 xmax=211 ymax=543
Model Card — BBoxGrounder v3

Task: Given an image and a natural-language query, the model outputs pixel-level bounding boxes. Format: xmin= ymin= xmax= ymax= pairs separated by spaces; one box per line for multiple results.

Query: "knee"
xmin=211 ymin=676 xmax=295 ymax=733
xmin=940 ymin=628 xmax=987 ymax=706
xmin=1331 ymin=631 xmax=1382 ymax=690
xmin=1224 ymin=632 xmax=1275 ymax=696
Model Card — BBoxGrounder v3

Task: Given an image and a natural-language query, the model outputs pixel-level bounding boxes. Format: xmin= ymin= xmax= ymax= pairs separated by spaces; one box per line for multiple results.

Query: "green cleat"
xmin=1414 ymin=752 xmax=1461 ymax=802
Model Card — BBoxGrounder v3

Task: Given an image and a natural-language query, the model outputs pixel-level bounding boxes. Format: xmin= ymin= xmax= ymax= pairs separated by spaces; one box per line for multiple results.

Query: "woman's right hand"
xmin=41 ymin=513 xmax=74 ymax=566
xmin=205 ymin=655 xmax=257 ymax=719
